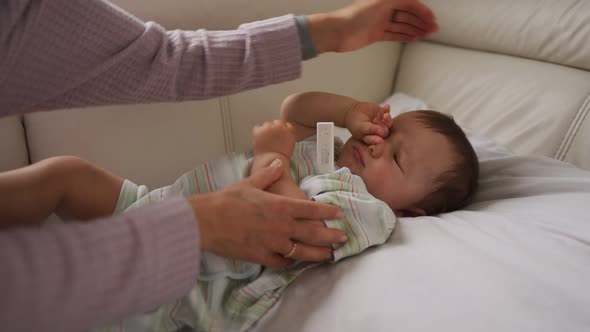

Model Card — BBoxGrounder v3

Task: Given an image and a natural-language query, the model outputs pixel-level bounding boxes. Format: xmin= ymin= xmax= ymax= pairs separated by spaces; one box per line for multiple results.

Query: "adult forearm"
xmin=0 ymin=198 xmax=200 ymax=332
xmin=0 ymin=0 xmax=438 ymax=117
xmin=0 ymin=0 xmax=302 ymax=116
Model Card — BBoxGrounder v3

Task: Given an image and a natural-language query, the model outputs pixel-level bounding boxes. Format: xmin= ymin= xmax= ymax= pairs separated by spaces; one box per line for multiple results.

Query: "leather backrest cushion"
xmin=394 ymin=42 xmax=590 ymax=169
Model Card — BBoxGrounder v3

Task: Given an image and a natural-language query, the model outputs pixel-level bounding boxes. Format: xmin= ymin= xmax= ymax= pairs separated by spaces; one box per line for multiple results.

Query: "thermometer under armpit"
xmin=316 ymin=122 xmax=334 ymax=174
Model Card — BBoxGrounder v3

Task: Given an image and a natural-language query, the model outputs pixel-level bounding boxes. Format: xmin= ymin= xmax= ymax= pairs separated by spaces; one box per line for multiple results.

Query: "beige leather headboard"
xmin=0 ymin=0 xmax=588 ymax=190
xmin=408 ymin=0 xmax=590 ymax=169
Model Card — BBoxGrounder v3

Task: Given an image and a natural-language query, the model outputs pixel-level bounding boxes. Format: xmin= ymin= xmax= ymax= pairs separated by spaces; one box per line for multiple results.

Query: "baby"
xmin=278 ymin=91 xmax=479 ymax=217
xmin=0 ymin=91 xmax=478 ymax=331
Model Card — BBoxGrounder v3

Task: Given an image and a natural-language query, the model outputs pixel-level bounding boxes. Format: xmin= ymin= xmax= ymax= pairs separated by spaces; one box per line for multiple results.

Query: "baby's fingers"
xmin=370 ymin=118 xmax=390 ymax=137
xmin=362 ymin=135 xmax=384 ymax=145
xmin=382 ymin=113 xmax=393 ymax=127
xmin=355 ymin=122 xmax=384 ymax=137
xmin=372 ymin=109 xmax=388 ymax=124
xmin=377 ymin=105 xmax=392 ymax=124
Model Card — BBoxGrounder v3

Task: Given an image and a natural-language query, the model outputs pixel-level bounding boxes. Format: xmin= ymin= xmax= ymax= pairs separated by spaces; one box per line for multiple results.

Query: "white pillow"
xmin=381 ymin=92 xmax=431 ymax=116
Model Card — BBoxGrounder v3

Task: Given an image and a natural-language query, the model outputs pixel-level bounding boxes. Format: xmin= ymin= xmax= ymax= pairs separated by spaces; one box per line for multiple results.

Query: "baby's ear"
xmin=394 ymin=207 xmax=426 ymax=218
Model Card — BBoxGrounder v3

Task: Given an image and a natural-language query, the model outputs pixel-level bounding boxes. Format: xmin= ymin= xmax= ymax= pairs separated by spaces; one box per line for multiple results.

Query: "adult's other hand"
xmin=309 ymin=0 xmax=438 ymax=53
xmin=188 ymin=160 xmax=347 ymax=267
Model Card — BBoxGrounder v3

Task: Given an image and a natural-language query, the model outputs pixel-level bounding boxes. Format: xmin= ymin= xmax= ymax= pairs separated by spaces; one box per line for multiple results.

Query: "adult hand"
xmin=309 ymin=0 xmax=438 ymax=53
xmin=188 ymin=160 xmax=347 ymax=267
xmin=345 ymin=102 xmax=393 ymax=145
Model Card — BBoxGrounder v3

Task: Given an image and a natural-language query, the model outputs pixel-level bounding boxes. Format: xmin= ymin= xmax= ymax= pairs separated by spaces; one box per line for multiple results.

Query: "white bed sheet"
xmin=252 ymin=95 xmax=590 ymax=332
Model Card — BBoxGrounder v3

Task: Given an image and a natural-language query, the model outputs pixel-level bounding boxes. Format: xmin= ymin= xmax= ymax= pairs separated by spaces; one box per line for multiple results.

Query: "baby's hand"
xmin=344 ymin=102 xmax=392 ymax=145
xmin=252 ymin=120 xmax=297 ymax=158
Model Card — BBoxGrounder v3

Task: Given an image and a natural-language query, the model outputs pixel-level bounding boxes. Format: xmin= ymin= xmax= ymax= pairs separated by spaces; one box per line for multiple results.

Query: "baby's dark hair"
xmin=412 ymin=110 xmax=479 ymax=215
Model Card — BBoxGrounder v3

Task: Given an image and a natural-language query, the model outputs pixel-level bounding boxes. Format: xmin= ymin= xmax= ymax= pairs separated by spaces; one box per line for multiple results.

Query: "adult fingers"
xmin=392 ymin=10 xmax=430 ymax=32
xmin=260 ymin=252 xmax=294 ymax=268
xmin=383 ymin=32 xmax=417 ymax=43
xmin=280 ymin=196 xmax=343 ymax=221
xmin=301 ymin=219 xmax=327 ymax=227
xmin=387 ymin=22 xmax=428 ymax=39
xmin=286 ymin=242 xmax=333 ymax=262
xmin=241 ymin=237 xmax=295 ymax=268
xmin=245 ymin=159 xmax=284 ymax=189
xmin=266 ymin=222 xmax=337 ymax=263
xmin=291 ymin=220 xmax=348 ymax=248
xmin=394 ymin=0 xmax=436 ymax=25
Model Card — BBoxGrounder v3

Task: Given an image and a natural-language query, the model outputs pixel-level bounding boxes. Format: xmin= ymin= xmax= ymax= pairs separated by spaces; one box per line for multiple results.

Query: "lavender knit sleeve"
xmin=0 ymin=198 xmax=200 ymax=332
xmin=0 ymin=0 xmax=302 ymax=115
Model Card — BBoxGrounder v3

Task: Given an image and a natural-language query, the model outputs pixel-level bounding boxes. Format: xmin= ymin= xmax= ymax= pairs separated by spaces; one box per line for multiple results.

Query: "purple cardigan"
xmin=0 ymin=0 xmax=302 ymax=331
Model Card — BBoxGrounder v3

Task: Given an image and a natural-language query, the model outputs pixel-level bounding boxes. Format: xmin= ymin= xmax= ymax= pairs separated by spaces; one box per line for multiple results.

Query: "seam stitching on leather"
xmin=219 ymin=97 xmax=234 ymax=153
xmin=555 ymin=94 xmax=590 ymax=160
xmin=426 ymin=39 xmax=588 ymax=72
xmin=21 ymin=115 xmax=32 ymax=165
xmin=390 ymin=42 xmax=408 ymax=93
xmin=561 ymin=95 xmax=590 ymax=160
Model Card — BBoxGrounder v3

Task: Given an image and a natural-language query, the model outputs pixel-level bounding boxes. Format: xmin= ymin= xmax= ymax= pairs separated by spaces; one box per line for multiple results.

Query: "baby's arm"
xmin=250 ymin=91 xmax=392 ymax=201
xmin=250 ymin=120 xmax=307 ymax=201
xmin=0 ymin=156 xmax=123 ymax=227
xmin=281 ymin=91 xmax=392 ymax=144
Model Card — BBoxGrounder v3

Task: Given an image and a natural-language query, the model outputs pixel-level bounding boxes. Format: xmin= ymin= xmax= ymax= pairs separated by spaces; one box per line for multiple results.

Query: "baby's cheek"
xmin=362 ymin=175 xmax=382 ymax=196
xmin=363 ymin=171 xmax=397 ymax=207
xmin=338 ymin=153 xmax=354 ymax=171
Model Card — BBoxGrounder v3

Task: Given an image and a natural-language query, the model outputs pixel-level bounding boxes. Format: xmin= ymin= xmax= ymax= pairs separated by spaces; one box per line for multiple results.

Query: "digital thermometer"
xmin=316 ymin=122 xmax=334 ymax=174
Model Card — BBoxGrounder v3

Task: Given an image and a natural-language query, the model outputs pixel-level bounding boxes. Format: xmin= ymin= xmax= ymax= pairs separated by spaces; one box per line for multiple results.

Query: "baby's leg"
xmin=0 ymin=156 xmax=124 ymax=227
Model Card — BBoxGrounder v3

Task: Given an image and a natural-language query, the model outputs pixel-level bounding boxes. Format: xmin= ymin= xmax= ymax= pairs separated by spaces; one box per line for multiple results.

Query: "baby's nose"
xmin=368 ymin=144 xmax=383 ymax=158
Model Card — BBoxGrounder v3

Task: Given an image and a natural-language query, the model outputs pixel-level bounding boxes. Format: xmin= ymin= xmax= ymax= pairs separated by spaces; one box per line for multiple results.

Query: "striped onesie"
xmin=100 ymin=136 xmax=396 ymax=332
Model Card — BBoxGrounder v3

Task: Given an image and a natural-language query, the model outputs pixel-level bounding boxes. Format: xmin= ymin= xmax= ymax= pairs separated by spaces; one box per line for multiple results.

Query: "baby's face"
xmin=337 ymin=111 xmax=455 ymax=216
